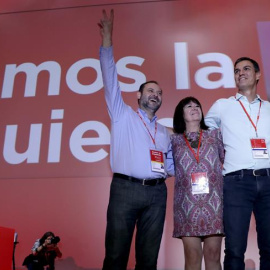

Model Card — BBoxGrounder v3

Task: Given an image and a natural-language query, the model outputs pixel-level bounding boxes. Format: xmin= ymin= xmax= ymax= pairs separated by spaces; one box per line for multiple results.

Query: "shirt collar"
xmin=235 ymin=92 xmax=262 ymax=103
xmin=137 ymin=108 xmax=157 ymax=123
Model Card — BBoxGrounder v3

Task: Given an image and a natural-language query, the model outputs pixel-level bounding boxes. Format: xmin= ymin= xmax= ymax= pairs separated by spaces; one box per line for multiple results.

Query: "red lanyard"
xmin=137 ymin=111 xmax=157 ymax=146
xmin=183 ymin=130 xmax=202 ymax=163
xmin=238 ymin=99 xmax=261 ymax=137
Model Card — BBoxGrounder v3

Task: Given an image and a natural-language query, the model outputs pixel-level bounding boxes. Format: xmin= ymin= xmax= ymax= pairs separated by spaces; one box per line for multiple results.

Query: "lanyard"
xmin=137 ymin=111 xmax=157 ymax=146
xmin=183 ymin=130 xmax=202 ymax=163
xmin=238 ymin=98 xmax=261 ymax=137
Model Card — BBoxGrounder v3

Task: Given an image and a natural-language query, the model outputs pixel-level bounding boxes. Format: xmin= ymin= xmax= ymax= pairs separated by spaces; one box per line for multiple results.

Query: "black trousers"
xmin=102 ymin=176 xmax=167 ymax=270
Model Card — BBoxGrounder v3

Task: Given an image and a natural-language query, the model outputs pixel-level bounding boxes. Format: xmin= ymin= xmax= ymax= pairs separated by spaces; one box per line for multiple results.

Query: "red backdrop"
xmin=0 ymin=0 xmax=269 ymax=269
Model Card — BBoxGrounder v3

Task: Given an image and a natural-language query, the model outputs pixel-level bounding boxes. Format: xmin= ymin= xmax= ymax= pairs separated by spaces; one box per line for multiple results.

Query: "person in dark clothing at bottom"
xmin=23 ymin=231 xmax=62 ymax=270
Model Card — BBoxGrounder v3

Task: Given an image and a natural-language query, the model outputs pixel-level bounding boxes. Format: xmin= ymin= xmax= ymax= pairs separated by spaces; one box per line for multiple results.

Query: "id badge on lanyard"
xmin=238 ymin=98 xmax=269 ymax=159
xmin=183 ymin=131 xmax=209 ymax=194
xmin=136 ymin=111 xmax=165 ymax=173
xmin=191 ymin=172 xmax=209 ymax=195
xmin=250 ymin=138 xmax=269 ymax=159
xmin=150 ymin=149 xmax=165 ymax=173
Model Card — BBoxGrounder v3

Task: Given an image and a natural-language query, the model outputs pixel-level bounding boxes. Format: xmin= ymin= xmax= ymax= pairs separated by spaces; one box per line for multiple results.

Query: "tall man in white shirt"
xmin=205 ymin=57 xmax=270 ymax=270
xmin=98 ymin=10 xmax=171 ymax=270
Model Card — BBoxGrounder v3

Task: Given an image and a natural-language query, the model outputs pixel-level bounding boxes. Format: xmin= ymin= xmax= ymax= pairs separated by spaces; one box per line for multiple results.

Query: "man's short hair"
xmin=234 ymin=57 xmax=260 ymax=73
xmin=138 ymin=80 xmax=159 ymax=93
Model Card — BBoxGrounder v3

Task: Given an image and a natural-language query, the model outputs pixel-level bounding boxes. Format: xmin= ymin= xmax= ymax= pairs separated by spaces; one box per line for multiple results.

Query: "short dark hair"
xmin=173 ymin=96 xmax=208 ymax=134
xmin=234 ymin=57 xmax=260 ymax=73
xmin=138 ymin=80 xmax=159 ymax=93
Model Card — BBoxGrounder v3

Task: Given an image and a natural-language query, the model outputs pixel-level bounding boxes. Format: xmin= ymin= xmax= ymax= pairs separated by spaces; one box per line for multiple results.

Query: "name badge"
xmin=150 ymin=149 xmax=165 ymax=173
xmin=250 ymin=138 xmax=269 ymax=159
xmin=191 ymin=172 xmax=209 ymax=195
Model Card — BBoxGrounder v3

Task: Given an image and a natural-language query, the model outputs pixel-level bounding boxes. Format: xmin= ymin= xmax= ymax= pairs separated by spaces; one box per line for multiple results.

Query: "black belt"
xmin=113 ymin=173 xmax=165 ymax=186
xmin=225 ymin=168 xmax=270 ymax=177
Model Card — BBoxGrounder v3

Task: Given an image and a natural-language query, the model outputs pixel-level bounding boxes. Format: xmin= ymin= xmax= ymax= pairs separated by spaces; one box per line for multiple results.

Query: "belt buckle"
xmin=253 ymin=169 xmax=259 ymax=176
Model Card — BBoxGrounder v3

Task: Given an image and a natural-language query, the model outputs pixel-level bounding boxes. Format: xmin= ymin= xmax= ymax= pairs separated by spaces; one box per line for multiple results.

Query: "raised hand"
xmin=98 ymin=9 xmax=114 ymax=48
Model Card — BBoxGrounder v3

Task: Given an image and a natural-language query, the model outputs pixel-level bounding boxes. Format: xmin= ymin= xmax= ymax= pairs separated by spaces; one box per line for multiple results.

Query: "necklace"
xmin=184 ymin=130 xmax=202 ymax=148
xmin=184 ymin=130 xmax=203 ymax=163
xmin=190 ymin=139 xmax=200 ymax=148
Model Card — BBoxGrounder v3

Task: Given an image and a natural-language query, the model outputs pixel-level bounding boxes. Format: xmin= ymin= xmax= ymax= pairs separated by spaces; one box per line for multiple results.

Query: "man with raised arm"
xmin=98 ymin=9 xmax=170 ymax=270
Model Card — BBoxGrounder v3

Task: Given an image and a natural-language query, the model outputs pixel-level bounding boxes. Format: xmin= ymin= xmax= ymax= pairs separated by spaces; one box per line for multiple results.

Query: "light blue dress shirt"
xmin=100 ymin=46 xmax=170 ymax=179
xmin=205 ymin=93 xmax=270 ymax=175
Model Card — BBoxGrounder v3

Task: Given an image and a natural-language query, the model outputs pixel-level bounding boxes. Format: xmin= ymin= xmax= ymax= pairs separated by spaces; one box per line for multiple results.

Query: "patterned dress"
xmin=171 ymin=129 xmax=224 ymax=238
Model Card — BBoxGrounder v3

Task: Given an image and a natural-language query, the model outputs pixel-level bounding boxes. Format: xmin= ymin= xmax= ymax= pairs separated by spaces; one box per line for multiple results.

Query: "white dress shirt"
xmin=205 ymin=93 xmax=270 ymax=175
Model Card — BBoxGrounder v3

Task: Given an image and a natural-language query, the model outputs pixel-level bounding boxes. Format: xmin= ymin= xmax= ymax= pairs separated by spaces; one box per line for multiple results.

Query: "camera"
xmin=50 ymin=236 xmax=60 ymax=244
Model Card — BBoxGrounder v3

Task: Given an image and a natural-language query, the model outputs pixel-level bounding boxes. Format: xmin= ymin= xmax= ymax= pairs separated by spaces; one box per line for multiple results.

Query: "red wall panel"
xmin=0 ymin=0 xmax=269 ymax=269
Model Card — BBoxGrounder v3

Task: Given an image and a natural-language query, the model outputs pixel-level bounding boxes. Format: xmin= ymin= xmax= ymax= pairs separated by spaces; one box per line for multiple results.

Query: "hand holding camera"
xmin=44 ymin=236 xmax=60 ymax=249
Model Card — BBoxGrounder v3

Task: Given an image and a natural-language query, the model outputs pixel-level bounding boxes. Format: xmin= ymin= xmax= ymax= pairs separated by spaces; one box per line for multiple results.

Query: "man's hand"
xmin=98 ymin=9 xmax=114 ymax=48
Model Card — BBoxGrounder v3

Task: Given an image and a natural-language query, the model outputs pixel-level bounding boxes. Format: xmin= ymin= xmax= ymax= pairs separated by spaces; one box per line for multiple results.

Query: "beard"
xmin=140 ymin=96 xmax=162 ymax=113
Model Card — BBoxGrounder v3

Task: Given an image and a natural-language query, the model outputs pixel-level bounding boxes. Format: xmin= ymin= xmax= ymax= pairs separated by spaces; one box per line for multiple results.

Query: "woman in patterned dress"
xmin=167 ymin=97 xmax=224 ymax=270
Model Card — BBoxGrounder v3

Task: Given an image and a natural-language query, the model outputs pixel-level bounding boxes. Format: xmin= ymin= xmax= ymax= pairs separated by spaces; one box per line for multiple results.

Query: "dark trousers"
xmin=27 ymin=262 xmax=44 ymax=270
xmin=102 ymin=176 xmax=167 ymax=270
xmin=223 ymin=174 xmax=270 ymax=270
xmin=27 ymin=262 xmax=54 ymax=270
